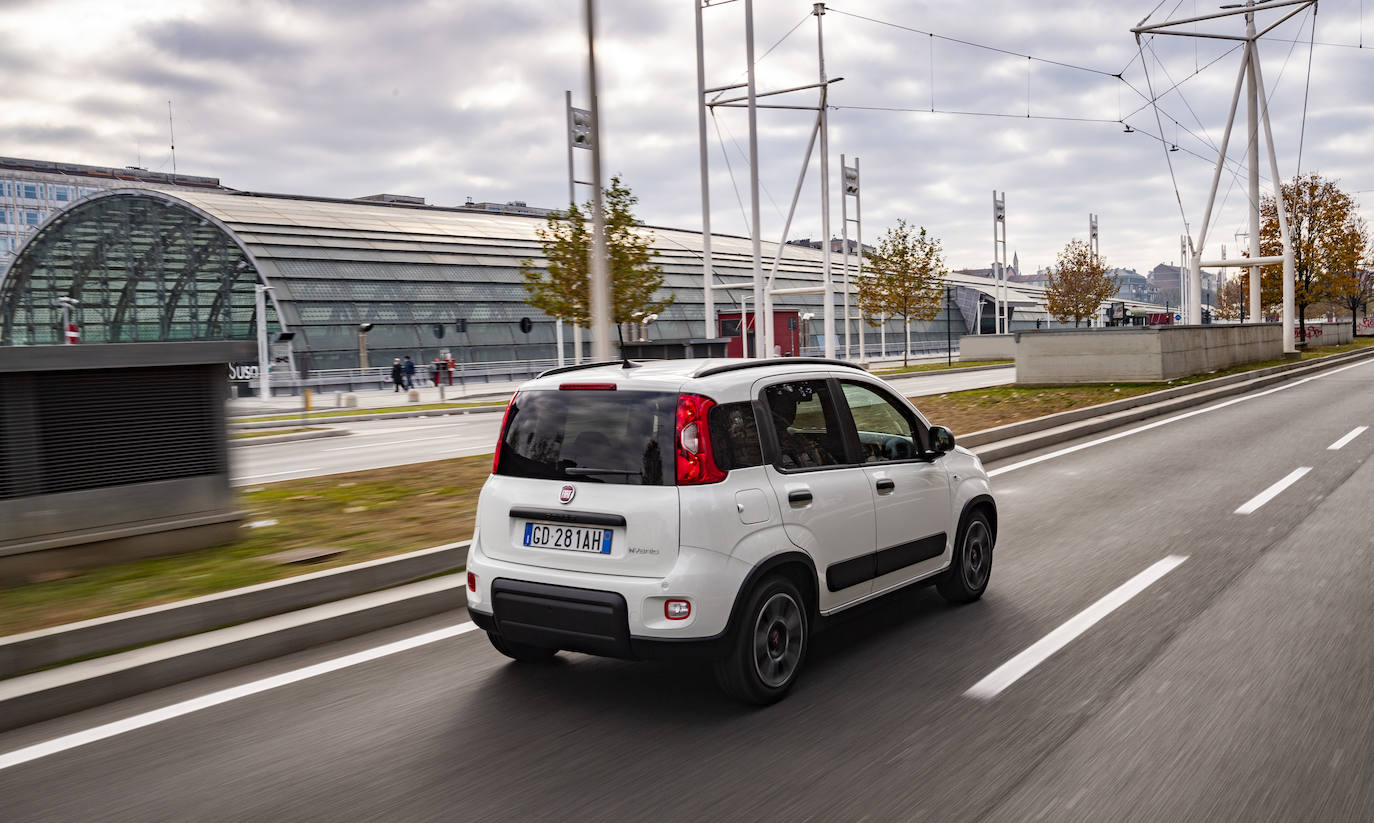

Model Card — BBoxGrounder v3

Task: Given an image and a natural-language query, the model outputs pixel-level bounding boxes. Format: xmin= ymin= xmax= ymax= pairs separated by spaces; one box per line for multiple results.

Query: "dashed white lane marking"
xmin=965 ymin=555 xmax=1189 ymax=700
xmin=0 ymin=622 xmax=480 ymax=772
xmin=1234 ymin=467 xmax=1312 ymax=515
xmin=1327 ymin=426 xmax=1368 ymax=451
xmin=324 ymin=436 xmax=450 ymax=452
xmin=237 ymin=468 xmax=322 ymax=479
xmin=987 ymin=357 xmax=1374 ymax=478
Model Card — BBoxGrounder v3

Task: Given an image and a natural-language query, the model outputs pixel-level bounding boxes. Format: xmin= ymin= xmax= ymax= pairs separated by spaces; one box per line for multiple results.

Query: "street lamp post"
xmin=255 ymin=284 xmax=274 ymax=400
xmin=55 ymin=296 xmax=80 ymax=344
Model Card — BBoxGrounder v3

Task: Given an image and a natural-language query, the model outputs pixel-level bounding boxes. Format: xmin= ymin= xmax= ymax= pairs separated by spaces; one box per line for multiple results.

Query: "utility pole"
xmin=744 ymin=0 xmax=765 ymax=359
xmin=1246 ymin=4 xmax=1262 ymax=324
xmin=816 ymin=3 xmax=835 ymax=359
xmin=255 ymin=284 xmax=272 ymax=400
xmin=693 ymin=0 xmax=714 ymax=347
xmin=565 ymin=90 xmax=595 ymax=366
xmin=584 ymin=0 xmax=613 ymax=361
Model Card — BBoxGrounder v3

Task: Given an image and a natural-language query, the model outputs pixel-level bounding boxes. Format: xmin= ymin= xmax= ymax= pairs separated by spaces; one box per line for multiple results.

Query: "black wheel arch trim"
xmin=724 ymin=551 xmax=820 ymax=639
xmin=958 ymin=494 xmax=998 ymax=544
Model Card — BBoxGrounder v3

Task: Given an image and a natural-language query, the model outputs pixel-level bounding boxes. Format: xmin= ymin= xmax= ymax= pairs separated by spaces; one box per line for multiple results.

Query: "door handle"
xmin=788 ymin=489 xmax=813 ymax=505
xmin=875 ymin=478 xmax=895 ymax=494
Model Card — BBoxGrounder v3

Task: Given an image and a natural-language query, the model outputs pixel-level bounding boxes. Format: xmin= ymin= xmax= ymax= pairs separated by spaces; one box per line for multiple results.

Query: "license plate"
xmin=523 ymin=522 xmax=612 ymax=554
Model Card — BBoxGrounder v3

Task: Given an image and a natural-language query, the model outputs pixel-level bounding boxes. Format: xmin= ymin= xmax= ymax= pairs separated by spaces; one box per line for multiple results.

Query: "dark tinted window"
xmin=763 ymin=380 xmax=847 ymax=469
xmin=496 ymin=390 xmax=675 ymax=485
xmin=709 ymin=401 xmax=763 ymax=471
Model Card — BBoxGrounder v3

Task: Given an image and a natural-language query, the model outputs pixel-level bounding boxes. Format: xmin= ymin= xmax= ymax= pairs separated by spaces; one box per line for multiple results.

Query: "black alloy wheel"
xmin=937 ymin=510 xmax=994 ymax=604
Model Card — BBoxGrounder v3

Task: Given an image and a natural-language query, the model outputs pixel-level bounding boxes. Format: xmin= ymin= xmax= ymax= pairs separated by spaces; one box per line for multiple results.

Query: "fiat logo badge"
xmin=559 ymin=485 xmax=576 ymax=504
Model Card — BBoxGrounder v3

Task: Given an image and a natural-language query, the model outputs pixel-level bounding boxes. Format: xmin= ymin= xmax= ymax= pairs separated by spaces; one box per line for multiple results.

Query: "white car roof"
xmin=519 ymin=358 xmax=871 ymax=396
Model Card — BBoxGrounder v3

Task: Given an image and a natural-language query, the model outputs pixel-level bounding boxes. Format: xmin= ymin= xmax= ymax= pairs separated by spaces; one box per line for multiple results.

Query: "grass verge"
xmin=911 ymin=338 xmax=1374 ymax=434
xmin=230 ymin=427 xmax=329 ymax=440
xmin=872 ymin=359 xmax=1011 ymax=376
xmin=0 ymin=455 xmax=491 ymax=637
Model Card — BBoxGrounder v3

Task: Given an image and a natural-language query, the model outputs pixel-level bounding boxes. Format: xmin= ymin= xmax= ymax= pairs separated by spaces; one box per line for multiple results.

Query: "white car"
xmin=466 ymin=357 xmax=997 ymax=704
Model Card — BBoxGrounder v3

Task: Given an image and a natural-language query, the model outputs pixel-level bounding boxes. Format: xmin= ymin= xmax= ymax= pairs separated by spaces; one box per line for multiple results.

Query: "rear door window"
xmin=496 ymin=390 xmax=676 ymax=485
xmin=708 ymin=401 xmax=763 ymax=470
xmin=762 ymin=380 xmax=848 ymax=470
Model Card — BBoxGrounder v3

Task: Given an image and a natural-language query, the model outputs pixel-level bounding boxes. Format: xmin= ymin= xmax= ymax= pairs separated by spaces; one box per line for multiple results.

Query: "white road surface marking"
xmin=1326 ymin=426 xmax=1368 ymax=450
xmin=988 ymin=358 xmax=1374 ymax=478
xmin=0 ymin=621 xmax=480 ymax=772
xmin=324 ymin=436 xmax=449 ymax=452
xmin=1234 ymin=467 xmax=1312 ymax=515
xmin=237 ymin=468 xmax=322 ymax=479
xmin=965 ymin=555 xmax=1189 ymax=700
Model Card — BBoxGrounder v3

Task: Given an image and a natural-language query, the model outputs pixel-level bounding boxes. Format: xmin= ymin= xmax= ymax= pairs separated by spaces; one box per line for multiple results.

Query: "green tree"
xmin=854 ymin=220 xmax=946 ymax=366
xmin=520 ymin=175 xmax=674 ymax=331
xmin=1045 ymin=240 xmax=1117 ymax=327
xmin=1258 ymin=173 xmax=1368 ymax=338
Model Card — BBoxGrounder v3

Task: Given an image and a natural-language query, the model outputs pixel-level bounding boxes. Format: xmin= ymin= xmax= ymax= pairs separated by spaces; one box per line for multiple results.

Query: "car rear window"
xmin=496 ymin=389 xmax=676 ymax=486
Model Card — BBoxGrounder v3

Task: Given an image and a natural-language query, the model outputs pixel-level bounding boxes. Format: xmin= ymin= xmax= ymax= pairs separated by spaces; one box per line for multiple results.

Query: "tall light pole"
xmin=56 ymin=296 xmax=79 ymax=344
xmin=584 ymin=0 xmax=613 ymax=361
xmin=693 ymin=1 xmax=714 ymax=347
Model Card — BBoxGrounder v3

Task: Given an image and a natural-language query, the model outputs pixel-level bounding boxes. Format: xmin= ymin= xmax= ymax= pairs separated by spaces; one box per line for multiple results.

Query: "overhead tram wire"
xmin=829 ymin=105 xmax=1119 ymax=125
xmin=709 ymin=110 xmax=752 ymax=235
xmin=1296 ymin=2 xmax=1318 ymax=175
xmin=826 ymin=7 xmax=1121 ymax=78
xmin=710 ymin=11 xmax=812 ymax=104
xmin=1135 ymin=32 xmax=1191 ymax=236
xmin=1143 ymin=39 xmax=1221 ymax=153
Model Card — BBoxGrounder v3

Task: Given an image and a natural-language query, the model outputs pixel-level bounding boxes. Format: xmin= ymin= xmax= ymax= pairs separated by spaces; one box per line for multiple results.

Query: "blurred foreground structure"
xmin=0 ymin=341 xmax=250 ymax=586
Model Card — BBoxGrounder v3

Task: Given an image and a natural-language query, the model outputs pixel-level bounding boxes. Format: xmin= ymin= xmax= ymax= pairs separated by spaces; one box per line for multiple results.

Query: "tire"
xmin=714 ymin=574 xmax=808 ymax=705
xmin=487 ymin=631 xmax=558 ymax=662
xmin=937 ymin=509 xmax=994 ymax=604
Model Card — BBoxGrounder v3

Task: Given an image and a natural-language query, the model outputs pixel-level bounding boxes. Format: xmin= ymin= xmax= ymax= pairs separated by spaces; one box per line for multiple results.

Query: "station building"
xmin=0 ymin=186 xmax=1136 ymax=383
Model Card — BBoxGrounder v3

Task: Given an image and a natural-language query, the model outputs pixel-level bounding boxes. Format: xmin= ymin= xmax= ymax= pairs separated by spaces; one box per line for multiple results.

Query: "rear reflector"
xmin=665 ymin=599 xmax=691 ymax=620
xmin=467 ymin=572 xmax=477 ymax=593
xmin=559 ymin=382 xmax=617 ymax=391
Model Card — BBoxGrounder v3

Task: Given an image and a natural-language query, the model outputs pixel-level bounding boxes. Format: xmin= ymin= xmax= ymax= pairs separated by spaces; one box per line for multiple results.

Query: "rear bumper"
xmin=466 ymin=534 xmax=746 ymax=643
xmin=471 ymin=579 xmax=725 ymax=660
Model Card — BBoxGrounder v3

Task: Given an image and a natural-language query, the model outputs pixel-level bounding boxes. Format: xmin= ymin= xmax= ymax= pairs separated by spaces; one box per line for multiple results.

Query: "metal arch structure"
xmin=1132 ymin=0 xmax=1313 ymax=353
xmin=0 ymin=189 xmax=290 ymax=355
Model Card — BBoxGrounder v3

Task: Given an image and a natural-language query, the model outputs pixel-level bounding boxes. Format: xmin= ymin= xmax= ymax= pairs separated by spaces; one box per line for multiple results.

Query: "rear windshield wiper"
xmin=564 ymin=467 xmax=640 ymax=477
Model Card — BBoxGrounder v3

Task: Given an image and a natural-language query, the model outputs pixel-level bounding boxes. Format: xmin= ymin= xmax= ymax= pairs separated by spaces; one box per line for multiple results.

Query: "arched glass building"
xmin=1 ymin=187 xmax=1099 ymax=376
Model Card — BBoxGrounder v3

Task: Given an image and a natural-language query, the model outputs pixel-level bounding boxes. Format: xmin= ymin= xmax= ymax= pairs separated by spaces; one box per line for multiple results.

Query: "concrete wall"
xmin=1016 ymin=324 xmax=1284 ymax=384
xmin=1299 ymin=321 xmax=1353 ymax=346
xmin=959 ymin=334 xmax=1015 ymax=361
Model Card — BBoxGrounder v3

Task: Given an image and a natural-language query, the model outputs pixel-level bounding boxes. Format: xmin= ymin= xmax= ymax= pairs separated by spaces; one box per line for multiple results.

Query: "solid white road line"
xmin=0 ymin=622 xmax=479 ymax=773
xmin=1327 ymin=426 xmax=1368 ymax=451
xmin=237 ymin=468 xmax=323 ymax=480
xmin=965 ymin=555 xmax=1189 ymax=700
xmin=1234 ymin=467 xmax=1312 ymax=515
xmin=988 ymin=357 xmax=1374 ymax=478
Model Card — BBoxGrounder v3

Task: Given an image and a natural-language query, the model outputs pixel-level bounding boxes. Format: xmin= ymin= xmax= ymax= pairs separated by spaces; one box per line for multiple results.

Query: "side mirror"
xmin=929 ymin=426 xmax=956 ymax=454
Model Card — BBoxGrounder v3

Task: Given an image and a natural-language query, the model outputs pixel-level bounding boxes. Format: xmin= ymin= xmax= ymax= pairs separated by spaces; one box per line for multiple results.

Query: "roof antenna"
xmin=621 ymin=358 xmax=640 ymax=369
xmin=167 ymin=100 xmax=177 ymax=180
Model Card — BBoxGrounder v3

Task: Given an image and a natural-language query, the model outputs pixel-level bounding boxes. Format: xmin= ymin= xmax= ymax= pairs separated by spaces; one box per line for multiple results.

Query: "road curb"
xmin=229 ymin=428 xmax=351 ymax=447
xmin=230 ymin=404 xmax=507 ymax=430
xmin=0 ymin=542 xmax=468 ymax=680
xmin=874 ymin=362 xmax=1013 ymax=381
xmin=967 ymin=346 xmax=1374 ymax=463
xmin=0 ymin=576 xmax=468 ymax=734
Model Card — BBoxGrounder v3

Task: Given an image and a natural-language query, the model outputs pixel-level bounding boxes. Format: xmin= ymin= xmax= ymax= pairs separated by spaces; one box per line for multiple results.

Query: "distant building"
xmin=0 ymin=156 xmax=223 ymax=266
xmin=1149 ymin=263 xmax=1220 ymax=309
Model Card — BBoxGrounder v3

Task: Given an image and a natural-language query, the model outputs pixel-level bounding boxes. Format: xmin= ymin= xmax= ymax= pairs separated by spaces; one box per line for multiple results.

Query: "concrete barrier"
xmin=1297 ymin=320 xmax=1352 ymax=346
xmin=1016 ymin=324 xmax=1283 ymax=383
xmin=0 ymin=542 xmax=467 ymax=679
xmin=958 ymin=334 xmax=1015 ymax=361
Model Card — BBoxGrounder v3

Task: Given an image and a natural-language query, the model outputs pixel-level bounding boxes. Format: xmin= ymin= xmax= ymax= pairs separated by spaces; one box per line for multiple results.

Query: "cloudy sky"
xmin=4 ymin=0 xmax=1371 ymax=275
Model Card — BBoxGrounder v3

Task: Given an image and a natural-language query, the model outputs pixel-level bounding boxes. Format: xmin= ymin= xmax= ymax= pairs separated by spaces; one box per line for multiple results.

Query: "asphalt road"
xmin=6 ymin=358 xmax=1372 ymax=821
xmin=230 ymin=365 xmax=1016 ymax=484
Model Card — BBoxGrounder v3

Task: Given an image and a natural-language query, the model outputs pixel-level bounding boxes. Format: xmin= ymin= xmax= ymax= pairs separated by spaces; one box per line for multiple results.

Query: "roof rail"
xmin=536 ymin=360 xmax=631 ymax=379
xmin=693 ymin=357 xmax=867 ymax=379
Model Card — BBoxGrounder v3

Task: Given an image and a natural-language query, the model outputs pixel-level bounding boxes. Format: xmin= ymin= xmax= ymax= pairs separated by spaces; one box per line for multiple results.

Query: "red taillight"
xmin=467 ymin=572 xmax=477 ymax=593
xmin=492 ymin=392 xmax=518 ymax=474
xmin=675 ymin=393 xmax=727 ymax=485
xmin=559 ymin=382 xmax=617 ymax=390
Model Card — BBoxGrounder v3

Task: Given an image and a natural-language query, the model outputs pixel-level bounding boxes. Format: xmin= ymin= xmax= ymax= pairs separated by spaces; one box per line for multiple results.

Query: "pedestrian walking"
xmin=403 ymin=356 xmax=416 ymax=389
xmin=390 ymin=358 xmax=404 ymax=392
xmin=431 ymin=357 xmax=442 ymax=387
